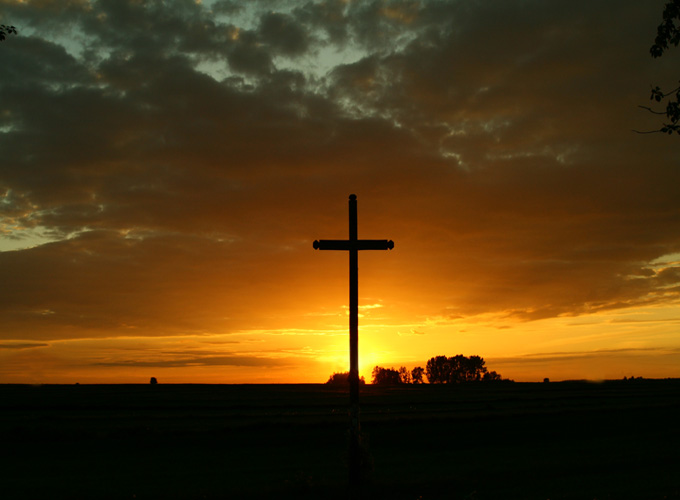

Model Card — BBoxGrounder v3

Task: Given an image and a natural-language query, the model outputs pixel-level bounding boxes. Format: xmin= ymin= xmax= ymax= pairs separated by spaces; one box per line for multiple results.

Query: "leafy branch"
xmin=637 ymin=0 xmax=680 ymax=135
xmin=636 ymin=84 xmax=680 ymax=134
xmin=0 ymin=24 xmax=17 ymax=42
xmin=651 ymin=0 xmax=680 ymax=58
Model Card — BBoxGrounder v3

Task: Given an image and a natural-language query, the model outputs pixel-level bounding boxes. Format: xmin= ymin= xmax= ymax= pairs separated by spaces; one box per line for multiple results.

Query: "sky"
xmin=1 ymin=0 xmax=679 ymax=384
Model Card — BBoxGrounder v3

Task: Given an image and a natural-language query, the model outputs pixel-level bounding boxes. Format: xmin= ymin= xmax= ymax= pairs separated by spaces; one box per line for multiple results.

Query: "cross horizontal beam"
xmin=313 ymin=239 xmax=394 ymax=251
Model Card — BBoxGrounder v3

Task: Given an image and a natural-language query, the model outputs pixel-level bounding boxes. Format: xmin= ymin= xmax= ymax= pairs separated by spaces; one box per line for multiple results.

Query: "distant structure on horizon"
xmin=150 ymin=377 xmax=158 ymax=385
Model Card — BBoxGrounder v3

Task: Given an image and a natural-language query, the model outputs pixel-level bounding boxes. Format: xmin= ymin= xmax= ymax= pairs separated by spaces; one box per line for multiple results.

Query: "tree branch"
xmin=638 ymin=105 xmax=667 ymax=115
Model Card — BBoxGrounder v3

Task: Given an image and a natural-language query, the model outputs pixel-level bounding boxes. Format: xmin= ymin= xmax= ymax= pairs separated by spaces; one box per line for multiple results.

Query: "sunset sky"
xmin=1 ymin=0 xmax=679 ymax=384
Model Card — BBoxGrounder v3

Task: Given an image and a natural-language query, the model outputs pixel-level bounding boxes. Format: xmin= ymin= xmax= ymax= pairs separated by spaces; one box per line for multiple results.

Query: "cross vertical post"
xmin=313 ymin=194 xmax=394 ymax=499
xmin=348 ymin=194 xmax=360 ymax=499
xmin=348 ymin=194 xmax=359 ymax=437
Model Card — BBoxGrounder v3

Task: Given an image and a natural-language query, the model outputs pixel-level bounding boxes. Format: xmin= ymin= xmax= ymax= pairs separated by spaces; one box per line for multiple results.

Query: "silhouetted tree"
xmin=398 ymin=366 xmax=412 ymax=384
xmin=446 ymin=354 xmax=487 ymax=382
xmin=0 ymin=25 xmax=17 ymax=42
xmin=371 ymin=366 xmax=401 ymax=385
xmin=326 ymin=371 xmax=366 ymax=385
xmin=638 ymin=1 xmax=680 ymax=134
xmin=426 ymin=355 xmax=499 ymax=383
xmin=411 ymin=366 xmax=424 ymax=384
xmin=651 ymin=1 xmax=680 ymax=58
xmin=150 ymin=377 xmax=158 ymax=385
xmin=446 ymin=355 xmax=464 ymax=383
xmin=483 ymin=371 xmax=503 ymax=382
xmin=464 ymin=355 xmax=487 ymax=382
xmin=425 ymin=356 xmax=450 ymax=384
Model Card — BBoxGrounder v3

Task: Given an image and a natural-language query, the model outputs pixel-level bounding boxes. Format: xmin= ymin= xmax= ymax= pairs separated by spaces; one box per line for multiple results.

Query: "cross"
xmin=314 ymin=194 xmax=394 ymax=497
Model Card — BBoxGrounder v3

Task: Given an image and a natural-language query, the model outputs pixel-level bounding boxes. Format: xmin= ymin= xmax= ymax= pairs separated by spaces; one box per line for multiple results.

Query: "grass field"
xmin=1 ymin=380 xmax=679 ymax=499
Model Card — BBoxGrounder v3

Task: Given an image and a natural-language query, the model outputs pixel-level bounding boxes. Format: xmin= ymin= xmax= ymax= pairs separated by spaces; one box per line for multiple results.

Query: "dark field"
xmin=1 ymin=380 xmax=679 ymax=500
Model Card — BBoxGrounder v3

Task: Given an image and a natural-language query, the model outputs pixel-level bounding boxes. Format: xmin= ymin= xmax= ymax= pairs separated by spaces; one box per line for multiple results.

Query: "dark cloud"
xmin=0 ymin=343 xmax=49 ymax=350
xmin=225 ymin=29 xmax=274 ymax=75
xmin=258 ymin=12 xmax=310 ymax=57
xmin=489 ymin=347 xmax=680 ymax=373
xmin=93 ymin=354 xmax=295 ymax=368
xmin=293 ymin=0 xmax=350 ymax=45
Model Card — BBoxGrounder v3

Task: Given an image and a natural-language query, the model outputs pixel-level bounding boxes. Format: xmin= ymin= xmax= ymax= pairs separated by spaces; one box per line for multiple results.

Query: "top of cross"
xmin=313 ymin=194 xmax=393 ymax=251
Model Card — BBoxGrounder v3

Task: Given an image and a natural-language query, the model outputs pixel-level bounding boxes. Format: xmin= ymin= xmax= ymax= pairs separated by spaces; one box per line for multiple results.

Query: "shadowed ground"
xmin=1 ymin=380 xmax=679 ymax=499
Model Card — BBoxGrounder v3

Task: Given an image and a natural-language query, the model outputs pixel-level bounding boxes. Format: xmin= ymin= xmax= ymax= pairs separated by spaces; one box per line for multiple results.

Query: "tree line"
xmin=326 ymin=354 xmax=506 ymax=385
xmin=424 ymin=355 xmax=502 ymax=384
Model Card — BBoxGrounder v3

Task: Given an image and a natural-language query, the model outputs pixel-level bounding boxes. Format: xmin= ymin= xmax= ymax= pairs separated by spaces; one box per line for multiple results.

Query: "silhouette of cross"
xmin=313 ymin=193 xmax=393 ymax=497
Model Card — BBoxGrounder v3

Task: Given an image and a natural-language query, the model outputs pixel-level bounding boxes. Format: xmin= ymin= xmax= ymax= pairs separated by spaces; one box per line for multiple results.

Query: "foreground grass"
xmin=1 ymin=380 xmax=679 ymax=499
